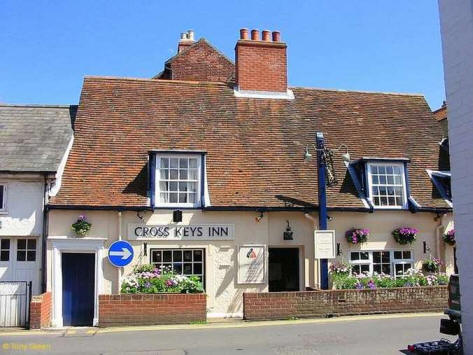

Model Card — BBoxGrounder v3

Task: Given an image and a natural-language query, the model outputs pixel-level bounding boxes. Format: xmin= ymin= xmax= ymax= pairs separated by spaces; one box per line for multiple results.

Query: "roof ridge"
xmin=290 ymin=86 xmax=425 ymax=97
xmin=0 ymin=104 xmax=76 ymax=108
xmin=84 ymin=75 xmax=229 ymax=86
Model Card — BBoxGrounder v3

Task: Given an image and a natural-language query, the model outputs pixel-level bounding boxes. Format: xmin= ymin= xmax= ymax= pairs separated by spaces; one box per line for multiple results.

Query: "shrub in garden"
xmin=121 ymin=264 xmax=204 ymax=294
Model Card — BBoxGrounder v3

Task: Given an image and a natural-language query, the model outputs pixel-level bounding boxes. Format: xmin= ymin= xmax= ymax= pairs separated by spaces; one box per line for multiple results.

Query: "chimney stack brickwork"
xmin=236 ymin=29 xmax=288 ymax=93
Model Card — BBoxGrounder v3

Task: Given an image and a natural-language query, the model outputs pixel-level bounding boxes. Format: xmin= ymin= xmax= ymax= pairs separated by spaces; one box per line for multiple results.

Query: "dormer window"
xmin=150 ymin=151 xmax=206 ymax=208
xmin=366 ymin=162 xmax=407 ymax=209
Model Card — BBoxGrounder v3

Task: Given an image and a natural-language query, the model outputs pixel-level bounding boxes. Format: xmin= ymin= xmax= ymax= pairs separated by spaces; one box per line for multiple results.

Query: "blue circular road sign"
xmin=108 ymin=240 xmax=134 ymax=267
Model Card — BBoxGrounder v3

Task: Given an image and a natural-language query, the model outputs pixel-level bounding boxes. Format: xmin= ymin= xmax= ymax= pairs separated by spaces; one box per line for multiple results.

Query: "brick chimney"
xmin=235 ymin=28 xmax=288 ymax=95
xmin=178 ymin=30 xmax=195 ymax=53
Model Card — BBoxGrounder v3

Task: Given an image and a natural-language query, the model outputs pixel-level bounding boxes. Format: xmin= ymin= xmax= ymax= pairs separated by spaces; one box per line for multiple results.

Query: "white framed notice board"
xmin=314 ymin=230 xmax=336 ymax=259
xmin=237 ymin=245 xmax=266 ymax=284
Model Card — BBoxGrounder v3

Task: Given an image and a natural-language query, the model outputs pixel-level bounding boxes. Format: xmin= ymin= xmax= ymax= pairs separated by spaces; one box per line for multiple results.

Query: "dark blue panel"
xmin=62 ymin=253 xmax=95 ymax=326
xmin=316 ymin=132 xmax=328 ymax=290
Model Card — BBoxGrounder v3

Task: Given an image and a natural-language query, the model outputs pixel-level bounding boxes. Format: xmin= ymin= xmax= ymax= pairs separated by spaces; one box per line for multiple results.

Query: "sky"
xmin=0 ymin=1 xmax=445 ymax=110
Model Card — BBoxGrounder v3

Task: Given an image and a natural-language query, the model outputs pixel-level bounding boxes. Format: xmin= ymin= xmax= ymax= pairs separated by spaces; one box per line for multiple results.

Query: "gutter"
xmin=41 ymin=174 xmax=48 ymax=293
xmin=46 ymin=204 xmax=452 ymax=213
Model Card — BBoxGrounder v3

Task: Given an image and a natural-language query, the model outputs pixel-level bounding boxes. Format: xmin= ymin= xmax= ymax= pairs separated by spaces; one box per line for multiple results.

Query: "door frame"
xmin=49 ymin=237 xmax=105 ymax=327
xmin=268 ymin=246 xmax=304 ymax=292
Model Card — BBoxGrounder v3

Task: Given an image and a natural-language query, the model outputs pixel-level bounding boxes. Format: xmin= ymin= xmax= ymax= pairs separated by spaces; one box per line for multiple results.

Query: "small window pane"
xmin=17 ymin=239 xmax=26 ymax=249
xmin=169 ymin=193 xmax=178 ymax=203
xmin=183 ymin=263 xmax=192 ymax=274
xmin=188 ymin=193 xmax=196 ymax=203
xmin=189 ymin=159 xmax=198 ymax=168
xmin=178 ymin=193 xmax=187 ymax=203
xmin=194 ymin=263 xmax=202 ymax=274
xmin=0 ymin=251 xmax=8 ymax=261
xmin=394 ymin=251 xmax=402 ymax=259
xmin=373 ymin=252 xmax=380 ymax=263
xmin=170 ymin=158 xmax=179 ymax=168
xmin=173 ymin=263 xmax=182 ymax=273
xmin=193 ymin=250 xmax=202 ymax=261
xmin=403 ymin=251 xmax=411 ymax=259
xmin=184 ymin=251 xmax=192 ymax=261
xmin=17 ymin=250 xmax=26 ymax=261
xmin=179 ymin=182 xmax=187 ymax=192
xmin=159 ymin=181 xmax=168 ymax=191
xmin=378 ymin=166 xmax=386 ymax=174
xmin=351 ymin=252 xmax=359 ymax=261
xmin=373 ymin=265 xmax=381 ymax=274
xmin=382 ymin=264 xmax=390 ymax=274
xmin=371 ymin=166 xmax=378 ymax=174
xmin=27 ymin=239 xmax=36 ymax=249
xmin=189 ymin=169 xmax=198 ymax=180
xmin=179 ymin=158 xmax=188 ymax=168
xmin=160 ymin=170 xmax=169 ymax=179
xmin=360 ymin=252 xmax=369 ymax=260
xmin=386 ymin=166 xmax=393 ymax=174
xmin=170 ymin=169 xmax=178 ymax=180
xmin=170 ymin=182 xmax=178 ymax=191
xmin=173 ymin=250 xmax=182 ymax=262
xmin=159 ymin=193 xmax=168 ymax=203
xmin=360 ymin=265 xmax=369 ymax=273
xmin=161 ymin=158 xmax=169 ymax=168
xmin=1 ymin=239 xmax=9 ymax=249
xmin=163 ymin=251 xmax=172 ymax=262
xmin=179 ymin=169 xmax=188 ymax=179
xmin=27 ymin=251 xmax=36 ymax=261
xmin=152 ymin=250 xmax=162 ymax=262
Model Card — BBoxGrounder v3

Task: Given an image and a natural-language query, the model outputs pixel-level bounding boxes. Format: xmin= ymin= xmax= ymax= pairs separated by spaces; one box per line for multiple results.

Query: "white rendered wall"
xmin=439 ymin=0 xmax=473 ymax=351
xmin=0 ymin=176 xmax=44 ymax=237
xmin=47 ymin=209 xmax=450 ymax=317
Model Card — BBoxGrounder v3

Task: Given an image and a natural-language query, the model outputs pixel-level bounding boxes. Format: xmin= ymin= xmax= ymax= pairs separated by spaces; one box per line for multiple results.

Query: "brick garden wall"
xmin=243 ymin=286 xmax=448 ymax=321
xmin=98 ymin=294 xmax=206 ymax=327
xmin=29 ymin=292 xmax=52 ymax=329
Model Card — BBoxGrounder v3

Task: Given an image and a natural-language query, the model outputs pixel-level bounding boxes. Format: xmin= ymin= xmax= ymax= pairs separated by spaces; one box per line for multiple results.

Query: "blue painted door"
xmin=62 ymin=253 xmax=95 ymax=326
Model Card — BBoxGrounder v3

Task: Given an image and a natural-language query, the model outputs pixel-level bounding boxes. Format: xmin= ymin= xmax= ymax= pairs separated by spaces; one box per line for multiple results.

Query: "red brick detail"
xmin=235 ymin=39 xmax=287 ymax=92
xmin=159 ymin=39 xmax=234 ymax=83
xmin=29 ymin=292 xmax=52 ymax=329
xmin=98 ymin=293 xmax=206 ymax=327
xmin=243 ymin=286 xmax=448 ymax=321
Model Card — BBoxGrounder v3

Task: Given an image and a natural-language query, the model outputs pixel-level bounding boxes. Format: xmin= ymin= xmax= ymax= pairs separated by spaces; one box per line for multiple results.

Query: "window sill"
xmin=0 ymin=210 xmax=8 ymax=215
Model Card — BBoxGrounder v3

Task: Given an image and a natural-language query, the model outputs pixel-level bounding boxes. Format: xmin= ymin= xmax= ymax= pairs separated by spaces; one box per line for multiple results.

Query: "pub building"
xmin=46 ymin=29 xmax=453 ymax=326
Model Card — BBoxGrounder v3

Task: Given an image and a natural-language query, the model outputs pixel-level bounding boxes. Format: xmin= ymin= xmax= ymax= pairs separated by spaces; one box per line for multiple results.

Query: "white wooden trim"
xmin=50 ymin=237 xmax=106 ymax=327
xmin=155 ymin=154 xmax=202 ymax=208
xmin=366 ymin=162 xmax=408 ymax=209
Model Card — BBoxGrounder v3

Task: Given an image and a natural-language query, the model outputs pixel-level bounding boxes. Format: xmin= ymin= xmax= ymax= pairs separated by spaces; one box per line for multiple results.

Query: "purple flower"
xmin=355 ymin=281 xmax=363 ymax=290
xmin=367 ymin=280 xmax=376 ymax=290
xmin=145 ymin=282 xmax=151 ymax=288
xmin=78 ymin=215 xmax=87 ymax=221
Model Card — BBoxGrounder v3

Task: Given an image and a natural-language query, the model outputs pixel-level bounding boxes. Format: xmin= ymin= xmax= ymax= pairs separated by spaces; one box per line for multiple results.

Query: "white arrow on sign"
xmin=109 ymin=248 xmax=132 ymax=260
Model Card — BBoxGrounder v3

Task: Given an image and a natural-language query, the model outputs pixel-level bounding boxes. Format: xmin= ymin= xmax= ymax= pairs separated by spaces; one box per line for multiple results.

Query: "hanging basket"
xmin=392 ymin=227 xmax=418 ymax=245
xmin=345 ymin=228 xmax=369 ymax=245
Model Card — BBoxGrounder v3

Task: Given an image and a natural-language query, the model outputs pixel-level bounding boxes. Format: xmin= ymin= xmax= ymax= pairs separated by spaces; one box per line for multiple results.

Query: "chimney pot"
xmin=187 ymin=30 xmax=194 ymax=41
xmin=180 ymin=32 xmax=187 ymax=40
xmin=272 ymin=31 xmax=281 ymax=42
xmin=251 ymin=29 xmax=260 ymax=41
xmin=262 ymin=30 xmax=271 ymax=42
xmin=240 ymin=28 xmax=249 ymax=40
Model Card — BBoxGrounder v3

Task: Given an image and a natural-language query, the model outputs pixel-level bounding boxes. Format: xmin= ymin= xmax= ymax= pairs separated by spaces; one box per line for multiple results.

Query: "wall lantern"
xmin=173 ymin=210 xmax=183 ymax=223
xmin=283 ymin=220 xmax=294 ymax=240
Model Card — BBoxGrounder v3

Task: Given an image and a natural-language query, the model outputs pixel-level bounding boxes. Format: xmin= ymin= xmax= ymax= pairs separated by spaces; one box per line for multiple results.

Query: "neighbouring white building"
xmin=0 ymin=105 xmax=73 ymax=326
xmin=439 ymin=0 xmax=473 ymax=352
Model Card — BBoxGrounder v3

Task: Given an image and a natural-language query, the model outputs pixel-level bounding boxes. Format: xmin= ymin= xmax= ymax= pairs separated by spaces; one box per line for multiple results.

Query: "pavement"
xmin=0 ymin=313 xmax=456 ymax=354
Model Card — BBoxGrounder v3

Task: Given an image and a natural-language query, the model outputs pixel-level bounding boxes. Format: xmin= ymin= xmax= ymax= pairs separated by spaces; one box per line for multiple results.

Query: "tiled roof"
xmin=50 ymin=76 xmax=449 ymax=209
xmin=0 ymin=105 xmax=75 ymax=173
xmin=433 ymin=104 xmax=447 ymax=121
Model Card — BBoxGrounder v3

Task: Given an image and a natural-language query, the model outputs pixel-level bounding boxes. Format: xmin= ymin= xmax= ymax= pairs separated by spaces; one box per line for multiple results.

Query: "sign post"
xmin=108 ymin=240 xmax=134 ymax=267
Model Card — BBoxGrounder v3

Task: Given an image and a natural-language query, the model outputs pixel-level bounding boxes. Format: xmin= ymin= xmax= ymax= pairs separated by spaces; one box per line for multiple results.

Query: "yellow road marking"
xmin=0 ymin=312 xmax=443 ymax=337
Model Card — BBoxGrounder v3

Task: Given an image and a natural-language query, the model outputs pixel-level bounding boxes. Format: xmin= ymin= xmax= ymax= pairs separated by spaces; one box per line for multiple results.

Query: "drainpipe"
xmin=316 ymin=132 xmax=329 ymax=289
xmin=117 ymin=211 xmax=122 ymax=293
xmin=435 ymin=213 xmax=445 ymax=269
xmin=41 ymin=174 xmax=49 ymax=293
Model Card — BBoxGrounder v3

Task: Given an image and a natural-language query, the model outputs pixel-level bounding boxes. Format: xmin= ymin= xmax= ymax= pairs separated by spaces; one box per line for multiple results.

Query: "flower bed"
xmin=121 ymin=264 xmax=203 ymax=294
xmin=331 ymin=269 xmax=448 ymax=290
